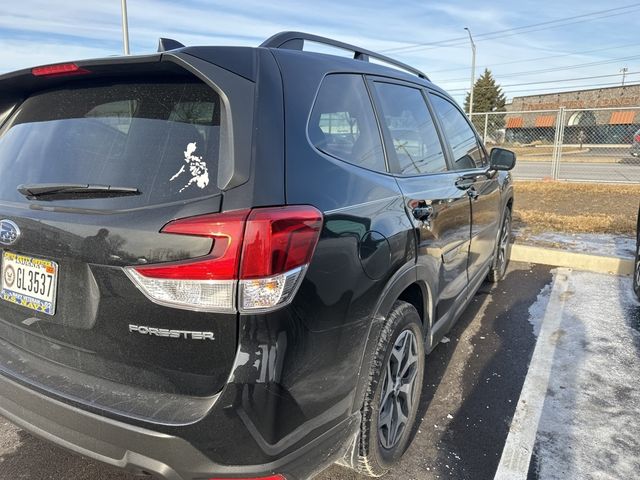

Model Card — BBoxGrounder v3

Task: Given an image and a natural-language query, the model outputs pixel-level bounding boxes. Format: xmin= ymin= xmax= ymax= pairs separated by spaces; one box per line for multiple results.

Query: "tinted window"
xmin=429 ymin=94 xmax=486 ymax=170
xmin=373 ymin=82 xmax=446 ymax=175
xmin=309 ymin=75 xmax=386 ymax=172
xmin=0 ymin=79 xmax=224 ymax=208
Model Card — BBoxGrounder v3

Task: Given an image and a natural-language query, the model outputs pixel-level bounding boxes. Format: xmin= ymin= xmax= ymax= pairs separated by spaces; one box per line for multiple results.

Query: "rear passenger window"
xmin=309 ymin=75 xmax=386 ymax=172
xmin=373 ymin=82 xmax=447 ymax=175
xmin=429 ymin=94 xmax=486 ymax=170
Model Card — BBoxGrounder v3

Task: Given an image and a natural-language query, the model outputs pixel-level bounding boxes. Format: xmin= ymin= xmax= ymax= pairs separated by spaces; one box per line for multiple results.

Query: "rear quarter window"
xmin=0 ymin=78 xmax=225 ymax=208
xmin=308 ymin=74 xmax=386 ymax=173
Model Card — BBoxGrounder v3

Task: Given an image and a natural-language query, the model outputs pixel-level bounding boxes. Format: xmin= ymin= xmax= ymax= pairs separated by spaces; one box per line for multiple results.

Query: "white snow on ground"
xmin=529 ymin=270 xmax=640 ymax=479
xmin=526 ymin=282 xmax=553 ymax=337
xmin=514 ymin=229 xmax=635 ymax=259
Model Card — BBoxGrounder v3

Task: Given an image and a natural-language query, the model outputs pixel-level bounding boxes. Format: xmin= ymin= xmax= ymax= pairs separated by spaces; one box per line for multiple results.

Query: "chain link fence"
xmin=470 ymin=106 xmax=640 ymax=183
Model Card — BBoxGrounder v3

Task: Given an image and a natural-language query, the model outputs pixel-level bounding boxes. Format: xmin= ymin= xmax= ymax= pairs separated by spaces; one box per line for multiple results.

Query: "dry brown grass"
xmin=513 ymin=181 xmax=640 ymax=235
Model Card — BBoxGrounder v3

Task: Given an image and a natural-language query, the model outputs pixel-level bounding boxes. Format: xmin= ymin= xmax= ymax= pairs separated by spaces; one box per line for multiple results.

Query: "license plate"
xmin=1 ymin=251 xmax=58 ymax=315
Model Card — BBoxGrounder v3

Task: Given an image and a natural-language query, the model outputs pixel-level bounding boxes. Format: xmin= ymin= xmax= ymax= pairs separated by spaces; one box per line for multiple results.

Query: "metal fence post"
xmin=497 ymin=105 xmax=639 ymax=183
xmin=550 ymin=108 xmax=560 ymax=179
xmin=483 ymin=113 xmax=489 ymax=142
xmin=550 ymin=107 xmax=565 ymax=180
xmin=555 ymin=107 xmax=567 ymax=180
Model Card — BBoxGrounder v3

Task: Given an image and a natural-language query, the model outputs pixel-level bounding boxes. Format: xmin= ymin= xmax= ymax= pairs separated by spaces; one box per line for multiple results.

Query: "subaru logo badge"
xmin=0 ymin=220 xmax=20 ymax=246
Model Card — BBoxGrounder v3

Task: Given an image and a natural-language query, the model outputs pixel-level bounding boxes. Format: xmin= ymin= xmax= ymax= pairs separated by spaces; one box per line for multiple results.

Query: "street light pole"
xmin=121 ymin=0 xmax=130 ymax=55
xmin=464 ymin=27 xmax=476 ymax=116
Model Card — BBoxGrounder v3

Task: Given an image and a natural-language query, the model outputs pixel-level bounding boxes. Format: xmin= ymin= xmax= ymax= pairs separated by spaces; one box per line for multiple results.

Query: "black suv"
xmin=0 ymin=32 xmax=515 ymax=479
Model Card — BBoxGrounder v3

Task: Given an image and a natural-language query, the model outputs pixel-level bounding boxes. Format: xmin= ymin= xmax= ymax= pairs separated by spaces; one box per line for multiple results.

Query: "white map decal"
xmin=170 ymin=142 xmax=209 ymax=192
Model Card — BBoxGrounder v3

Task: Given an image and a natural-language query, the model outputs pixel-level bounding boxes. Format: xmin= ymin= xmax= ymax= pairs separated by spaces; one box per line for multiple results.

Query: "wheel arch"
xmin=350 ymin=262 xmax=434 ymax=413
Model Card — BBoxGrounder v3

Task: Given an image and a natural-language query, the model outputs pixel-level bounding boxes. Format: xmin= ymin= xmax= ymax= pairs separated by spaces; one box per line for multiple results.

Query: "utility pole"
xmin=121 ymin=0 xmax=130 ymax=55
xmin=620 ymin=66 xmax=628 ymax=86
xmin=464 ymin=27 xmax=476 ymax=116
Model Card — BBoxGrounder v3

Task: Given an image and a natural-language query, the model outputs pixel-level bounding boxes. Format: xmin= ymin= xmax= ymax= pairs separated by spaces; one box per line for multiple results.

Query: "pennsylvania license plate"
xmin=1 ymin=251 xmax=58 ymax=315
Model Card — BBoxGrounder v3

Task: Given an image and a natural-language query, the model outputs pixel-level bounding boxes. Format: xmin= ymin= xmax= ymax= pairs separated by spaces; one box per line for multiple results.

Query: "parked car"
xmin=631 ymin=128 xmax=640 ymax=157
xmin=635 ymin=204 xmax=640 ymax=300
xmin=0 ymin=32 xmax=515 ymax=479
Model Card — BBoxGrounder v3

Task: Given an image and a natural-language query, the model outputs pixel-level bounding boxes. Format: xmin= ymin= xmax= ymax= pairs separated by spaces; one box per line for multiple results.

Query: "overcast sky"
xmin=1 ymin=0 xmax=639 ymax=103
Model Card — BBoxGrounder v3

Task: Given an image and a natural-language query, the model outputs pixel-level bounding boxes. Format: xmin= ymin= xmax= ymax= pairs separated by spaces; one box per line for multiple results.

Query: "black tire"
xmin=349 ymin=301 xmax=425 ymax=477
xmin=634 ymin=231 xmax=640 ymax=300
xmin=488 ymin=207 xmax=512 ymax=283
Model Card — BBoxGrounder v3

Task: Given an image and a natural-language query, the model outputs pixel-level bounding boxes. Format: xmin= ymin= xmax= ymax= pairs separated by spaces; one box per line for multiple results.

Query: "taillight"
xmin=124 ymin=206 xmax=322 ymax=313
xmin=239 ymin=206 xmax=322 ymax=311
xmin=134 ymin=209 xmax=250 ymax=281
xmin=635 ymin=133 xmax=640 ymax=142
xmin=31 ymin=63 xmax=90 ymax=77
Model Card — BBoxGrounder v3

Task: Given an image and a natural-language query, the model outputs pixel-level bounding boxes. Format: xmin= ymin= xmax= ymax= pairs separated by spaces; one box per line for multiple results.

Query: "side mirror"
xmin=489 ymin=147 xmax=516 ymax=171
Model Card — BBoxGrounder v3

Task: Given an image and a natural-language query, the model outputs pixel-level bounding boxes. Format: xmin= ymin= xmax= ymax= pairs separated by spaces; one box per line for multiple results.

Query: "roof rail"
xmin=260 ymin=31 xmax=429 ymax=80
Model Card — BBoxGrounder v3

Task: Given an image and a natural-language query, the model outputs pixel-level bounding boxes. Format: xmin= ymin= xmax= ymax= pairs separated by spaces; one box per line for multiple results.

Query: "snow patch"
xmin=527 ymin=280 xmax=553 ymax=337
xmin=531 ymin=271 xmax=640 ymax=479
xmin=515 ymin=228 xmax=635 ymax=259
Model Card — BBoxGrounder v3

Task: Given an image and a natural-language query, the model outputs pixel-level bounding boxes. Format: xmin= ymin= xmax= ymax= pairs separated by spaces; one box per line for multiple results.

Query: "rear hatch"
xmin=0 ymin=57 xmax=252 ymax=424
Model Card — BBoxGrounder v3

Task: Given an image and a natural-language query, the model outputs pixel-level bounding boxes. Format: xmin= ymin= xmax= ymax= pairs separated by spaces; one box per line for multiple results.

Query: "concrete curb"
xmin=511 ymin=244 xmax=635 ymax=276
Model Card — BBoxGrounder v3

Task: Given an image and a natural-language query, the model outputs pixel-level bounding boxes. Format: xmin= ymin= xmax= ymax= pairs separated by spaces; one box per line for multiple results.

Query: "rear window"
xmin=0 ymin=78 xmax=224 ymax=208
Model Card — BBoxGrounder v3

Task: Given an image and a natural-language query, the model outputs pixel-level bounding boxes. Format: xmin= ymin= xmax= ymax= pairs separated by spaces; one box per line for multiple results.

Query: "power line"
xmin=446 ymin=9 xmax=640 ymax=49
xmin=447 ymin=80 xmax=640 ymax=97
xmin=385 ymin=6 xmax=640 ymax=53
xmin=436 ymin=54 xmax=640 ymax=83
xmin=444 ymin=71 xmax=640 ymax=92
xmin=427 ymin=42 xmax=640 ymax=75
xmin=381 ymin=3 xmax=640 ymax=54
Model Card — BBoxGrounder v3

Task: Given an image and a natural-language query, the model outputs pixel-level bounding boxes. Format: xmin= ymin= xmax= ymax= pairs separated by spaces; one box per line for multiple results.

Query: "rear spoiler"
xmin=0 ymin=53 xmax=163 ymax=98
xmin=0 ymin=54 xmax=166 ymax=127
xmin=0 ymin=42 xmax=258 ymax=101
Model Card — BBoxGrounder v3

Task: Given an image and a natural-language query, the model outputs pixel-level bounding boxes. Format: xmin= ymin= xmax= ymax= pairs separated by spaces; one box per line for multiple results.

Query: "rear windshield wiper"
xmin=17 ymin=183 xmax=141 ymax=200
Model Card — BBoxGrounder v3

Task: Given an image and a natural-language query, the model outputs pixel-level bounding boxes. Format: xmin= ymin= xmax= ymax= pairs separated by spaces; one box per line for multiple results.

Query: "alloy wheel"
xmin=378 ymin=329 xmax=419 ymax=450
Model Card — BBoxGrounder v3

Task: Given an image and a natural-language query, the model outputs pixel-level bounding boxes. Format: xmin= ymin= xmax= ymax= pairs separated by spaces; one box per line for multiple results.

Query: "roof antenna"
xmin=158 ymin=38 xmax=185 ymax=52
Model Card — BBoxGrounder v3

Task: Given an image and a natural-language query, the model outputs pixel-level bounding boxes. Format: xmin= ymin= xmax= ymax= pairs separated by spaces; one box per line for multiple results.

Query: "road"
xmin=512 ymin=146 xmax=640 ymax=182
xmin=1 ymin=263 xmax=639 ymax=480
xmin=514 ymin=161 xmax=640 ymax=182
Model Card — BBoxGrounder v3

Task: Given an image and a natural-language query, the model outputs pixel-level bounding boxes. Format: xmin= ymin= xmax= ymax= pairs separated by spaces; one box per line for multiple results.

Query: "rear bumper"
xmin=0 ymin=373 xmax=359 ymax=480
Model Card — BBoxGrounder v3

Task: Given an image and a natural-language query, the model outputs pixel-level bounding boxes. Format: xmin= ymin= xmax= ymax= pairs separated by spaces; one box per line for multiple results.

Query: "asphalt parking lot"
xmin=1 ymin=261 xmax=638 ymax=480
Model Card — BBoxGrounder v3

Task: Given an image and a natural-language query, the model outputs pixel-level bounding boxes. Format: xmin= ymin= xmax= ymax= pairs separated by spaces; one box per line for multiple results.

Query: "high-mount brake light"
xmin=31 ymin=63 xmax=90 ymax=77
xmin=125 ymin=206 xmax=323 ymax=313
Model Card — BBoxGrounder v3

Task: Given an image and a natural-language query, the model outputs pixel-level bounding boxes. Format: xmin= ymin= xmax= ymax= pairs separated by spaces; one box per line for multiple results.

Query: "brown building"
xmin=504 ymin=84 xmax=640 ymax=144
